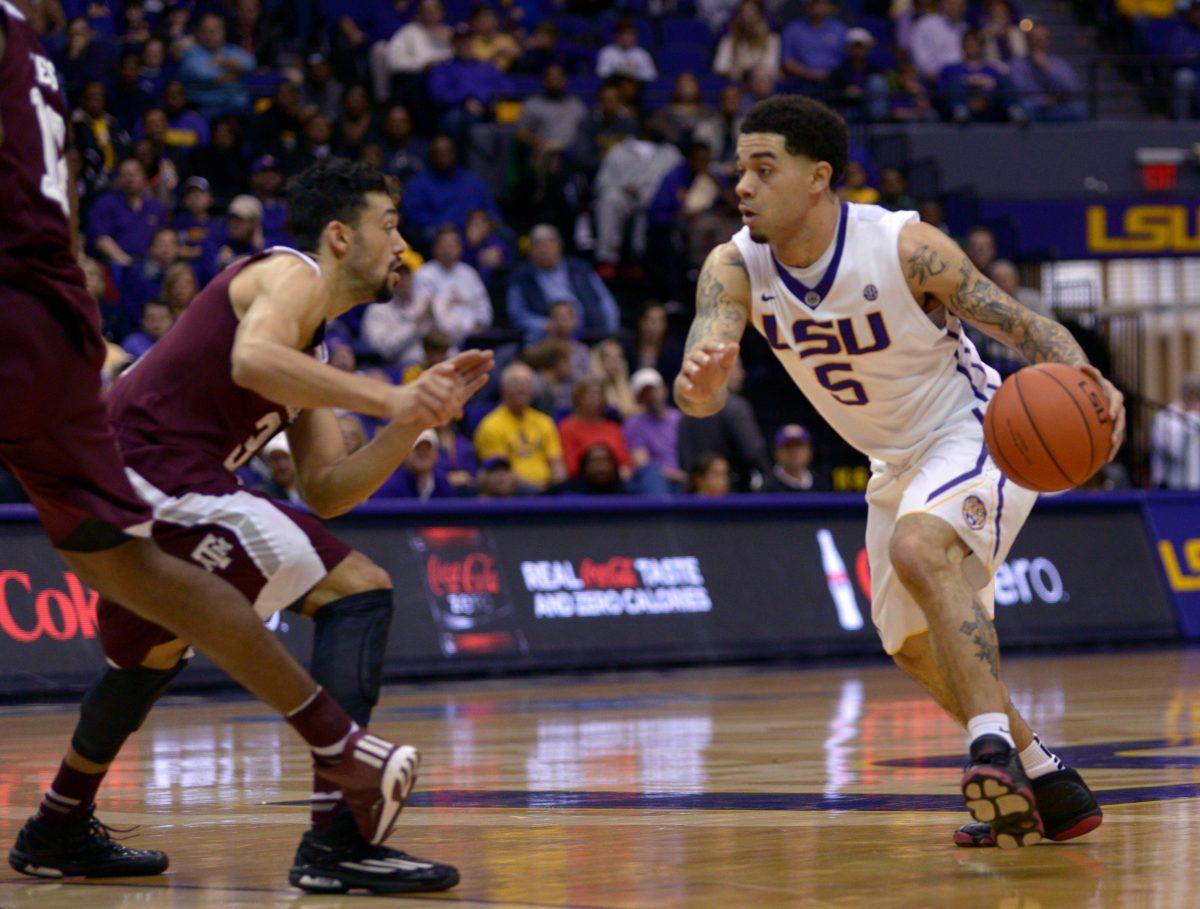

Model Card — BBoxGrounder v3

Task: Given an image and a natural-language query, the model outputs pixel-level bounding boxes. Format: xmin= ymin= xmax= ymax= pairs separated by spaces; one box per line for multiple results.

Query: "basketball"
xmin=984 ymin=364 xmax=1113 ymax=493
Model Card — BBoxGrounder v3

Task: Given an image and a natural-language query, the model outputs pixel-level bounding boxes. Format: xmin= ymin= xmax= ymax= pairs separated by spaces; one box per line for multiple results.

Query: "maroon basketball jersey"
xmin=0 ymin=1 xmax=88 ymax=306
xmin=108 ymin=248 xmax=327 ymax=494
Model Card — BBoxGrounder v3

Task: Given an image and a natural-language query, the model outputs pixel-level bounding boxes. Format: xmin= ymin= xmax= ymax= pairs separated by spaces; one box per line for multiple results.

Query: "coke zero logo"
xmin=426 ymin=553 xmax=500 ymax=597
xmin=0 ymin=570 xmax=99 ymax=643
xmin=579 ymin=557 xmax=636 ymax=589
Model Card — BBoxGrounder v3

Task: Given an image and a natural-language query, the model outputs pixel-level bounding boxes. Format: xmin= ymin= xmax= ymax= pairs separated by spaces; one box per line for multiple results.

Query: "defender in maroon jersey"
xmin=13 ymin=157 xmax=491 ymax=895
xmin=3 ymin=1 xmax=468 ymax=891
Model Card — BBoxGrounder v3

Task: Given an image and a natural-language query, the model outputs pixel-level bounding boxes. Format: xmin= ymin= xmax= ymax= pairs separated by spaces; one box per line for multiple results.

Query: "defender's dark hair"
xmin=739 ymin=95 xmax=849 ymax=187
xmin=286 ymin=158 xmax=390 ymax=253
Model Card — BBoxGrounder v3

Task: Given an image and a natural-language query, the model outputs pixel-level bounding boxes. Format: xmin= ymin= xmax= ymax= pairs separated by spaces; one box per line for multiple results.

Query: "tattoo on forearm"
xmin=948 ymin=261 xmax=1086 ymax=367
xmin=684 ymin=246 xmax=747 ymax=356
xmin=960 ymin=598 xmax=1000 ymax=680
xmin=906 ymin=244 xmax=948 ymax=285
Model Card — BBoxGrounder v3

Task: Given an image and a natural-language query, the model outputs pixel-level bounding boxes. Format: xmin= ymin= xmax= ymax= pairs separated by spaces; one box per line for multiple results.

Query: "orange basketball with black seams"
xmin=983 ymin=364 xmax=1112 ymax=493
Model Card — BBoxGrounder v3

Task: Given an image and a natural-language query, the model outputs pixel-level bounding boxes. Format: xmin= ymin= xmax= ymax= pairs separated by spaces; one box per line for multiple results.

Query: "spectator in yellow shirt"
xmin=474 ymin=361 xmax=567 ymax=491
xmin=469 ymin=6 xmax=522 ymax=71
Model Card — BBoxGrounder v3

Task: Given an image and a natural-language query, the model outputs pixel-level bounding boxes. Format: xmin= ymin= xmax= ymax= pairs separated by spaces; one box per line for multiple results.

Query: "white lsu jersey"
xmin=732 ymin=202 xmax=999 ymax=466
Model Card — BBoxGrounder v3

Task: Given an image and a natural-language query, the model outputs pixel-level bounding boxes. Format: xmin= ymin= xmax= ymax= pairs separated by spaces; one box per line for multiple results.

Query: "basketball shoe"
xmin=313 ymin=729 xmax=419 ymax=846
xmin=960 ymin=734 xmax=1044 ymax=849
xmin=8 ymin=810 xmax=168 ymax=878
xmin=289 ymin=807 xmax=459 ymax=894
xmin=955 ymin=766 xmax=1102 ymax=847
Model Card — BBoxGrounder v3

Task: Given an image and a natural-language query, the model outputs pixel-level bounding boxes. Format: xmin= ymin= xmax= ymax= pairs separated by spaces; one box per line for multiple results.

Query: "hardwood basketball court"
xmin=1 ymin=647 xmax=1197 ymax=908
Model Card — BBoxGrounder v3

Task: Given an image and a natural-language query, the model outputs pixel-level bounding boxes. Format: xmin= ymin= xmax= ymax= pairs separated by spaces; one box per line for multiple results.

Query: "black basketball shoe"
xmin=8 ymin=810 xmax=168 ymax=878
xmin=960 ymin=734 xmax=1044 ymax=849
xmin=288 ymin=809 xmax=459 ymax=894
xmin=955 ymin=766 xmax=1102 ymax=847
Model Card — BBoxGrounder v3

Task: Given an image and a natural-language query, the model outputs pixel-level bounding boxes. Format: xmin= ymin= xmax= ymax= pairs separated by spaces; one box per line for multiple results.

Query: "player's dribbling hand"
xmin=676 ymin=341 xmax=739 ymax=407
xmin=1080 ymin=364 xmax=1125 ymax=462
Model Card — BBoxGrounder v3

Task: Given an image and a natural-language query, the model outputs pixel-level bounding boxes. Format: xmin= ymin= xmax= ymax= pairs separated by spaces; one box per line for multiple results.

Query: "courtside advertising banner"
xmin=1142 ymin=493 xmax=1200 ymax=639
xmin=0 ymin=496 xmax=1179 ymax=695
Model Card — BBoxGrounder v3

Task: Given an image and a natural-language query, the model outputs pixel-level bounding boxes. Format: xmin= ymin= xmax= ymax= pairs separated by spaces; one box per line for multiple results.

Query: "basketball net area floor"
xmin=1 ymin=648 xmax=1197 ymax=908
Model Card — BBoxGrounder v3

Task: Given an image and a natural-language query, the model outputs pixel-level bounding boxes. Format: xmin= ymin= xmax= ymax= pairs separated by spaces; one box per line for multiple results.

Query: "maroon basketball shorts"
xmin=0 ymin=287 xmax=152 ymax=549
xmin=98 ymin=468 xmax=352 ymax=668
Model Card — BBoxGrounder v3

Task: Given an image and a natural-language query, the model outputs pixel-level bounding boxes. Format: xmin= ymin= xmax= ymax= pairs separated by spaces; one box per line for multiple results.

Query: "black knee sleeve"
xmin=70 ymin=659 xmax=189 ymax=764
xmin=311 ymin=588 xmax=393 ymax=727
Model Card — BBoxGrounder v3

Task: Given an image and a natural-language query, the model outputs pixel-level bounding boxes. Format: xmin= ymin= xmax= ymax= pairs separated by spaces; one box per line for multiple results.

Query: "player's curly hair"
xmin=740 ymin=95 xmax=849 ymax=187
xmin=286 ymin=158 xmax=391 ymax=253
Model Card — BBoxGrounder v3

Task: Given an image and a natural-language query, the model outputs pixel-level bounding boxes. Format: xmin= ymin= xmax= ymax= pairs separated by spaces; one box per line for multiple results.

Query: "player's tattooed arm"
xmin=900 ymin=221 xmax=1086 ymax=367
xmin=900 ymin=220 xmax=1126 ymax=459
xmin=676 ymin=243 xmax=750 ymax=418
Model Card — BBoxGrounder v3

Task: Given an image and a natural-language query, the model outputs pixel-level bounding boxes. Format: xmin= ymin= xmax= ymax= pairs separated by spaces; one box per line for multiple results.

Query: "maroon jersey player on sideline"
xmin=2 ymin=1 xmax=485 ymax=891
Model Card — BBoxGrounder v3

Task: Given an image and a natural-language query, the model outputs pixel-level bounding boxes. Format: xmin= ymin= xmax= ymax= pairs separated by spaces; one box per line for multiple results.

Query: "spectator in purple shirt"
xmin=624 ymin=368 xmax=686 ymax=491
xmin=162 ymin=81 xmax=211 ymax=155
xmin=428 ymin=27 xmax=508 ymax=155
xmin=121 ymin=300 xmax=174 ymax=359
xmin=937 ymin=30 xmax=1017 ymax=123
xmin=1009 ymin=24 xmax=1086 ymax=122
xmin=1169 ymin=1 xmax=1200 ymax=119
xmin=118 ymin=227 xmax=180 ymax=328
xmin=249 ymin=156 xmax=291 ymax=248
xmin=781 ymin=0 xmax=847 ymax=95
xmin=403 ymin=135 xmax=501 ymax=246
xmin=88 ymin=157 xmax=168 ymax=267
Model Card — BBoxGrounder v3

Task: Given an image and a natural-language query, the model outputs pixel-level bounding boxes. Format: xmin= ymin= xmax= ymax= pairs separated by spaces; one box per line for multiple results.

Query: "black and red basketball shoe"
xmin=955 ymin=766 xmax=1102 ymax=847
xmin=960 ymin=734 xmax=1045 ymax=849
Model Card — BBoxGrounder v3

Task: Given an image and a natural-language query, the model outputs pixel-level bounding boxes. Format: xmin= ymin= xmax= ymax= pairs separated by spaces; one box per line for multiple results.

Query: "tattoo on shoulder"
xmin=906 ymin=244 xmax=948 ymax=285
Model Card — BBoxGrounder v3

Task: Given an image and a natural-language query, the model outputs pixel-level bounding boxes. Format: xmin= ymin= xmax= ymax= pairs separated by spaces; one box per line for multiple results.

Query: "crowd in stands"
xmin=17 ymin=0 xmax=1111 ymax=505
xmin=1095 ymin=0 xmax=1200 ymax=118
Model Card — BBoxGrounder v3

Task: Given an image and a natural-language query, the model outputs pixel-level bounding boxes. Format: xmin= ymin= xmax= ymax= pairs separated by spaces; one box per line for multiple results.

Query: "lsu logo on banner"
xmin=1087 ymin=205 xmax=1200 ymax=254
xmin=1158 ymin=536 xmax=1200 ymax=591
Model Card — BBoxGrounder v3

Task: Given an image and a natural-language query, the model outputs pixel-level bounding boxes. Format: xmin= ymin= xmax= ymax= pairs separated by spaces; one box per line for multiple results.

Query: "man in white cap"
xmin=208 ymin=193 xmax=264 ymax=272
xmin=373 ymin=428 xmax=455 ymax=500
xmin=624 ymin=367 xmax=687 ymax=489
xmin=261 ymin=432 xmax=303 ymax=503
xmin=828 ymin=27 xmax=890 ymax=122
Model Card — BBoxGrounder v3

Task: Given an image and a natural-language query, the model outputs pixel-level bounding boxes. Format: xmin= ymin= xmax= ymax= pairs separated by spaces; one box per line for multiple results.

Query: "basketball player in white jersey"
xmin=677 ymin=96 xmax=1124 ymax=849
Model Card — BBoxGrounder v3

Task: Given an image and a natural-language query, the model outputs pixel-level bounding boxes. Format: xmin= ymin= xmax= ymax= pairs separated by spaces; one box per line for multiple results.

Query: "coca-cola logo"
xmin=426 ymin=553 xmax=500 ymax=597
xmin=579 ymin=557 xmax=637 ymax=589
xmin=0 ymin=570 xmax=99 ymax=643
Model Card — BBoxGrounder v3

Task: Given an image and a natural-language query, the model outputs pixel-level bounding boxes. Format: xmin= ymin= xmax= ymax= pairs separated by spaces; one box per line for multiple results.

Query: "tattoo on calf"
xmin=959 ymin=597 xmax=1000 ymax=680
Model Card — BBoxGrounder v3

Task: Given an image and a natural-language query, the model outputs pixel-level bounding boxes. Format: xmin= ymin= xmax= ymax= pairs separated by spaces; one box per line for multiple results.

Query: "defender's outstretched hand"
xmin=383 ymin=350 xmax=493 ymax=427
xmin=676 ymin=341 xmax=739 ymax=410
xmin=443 ymin=349 xmax=494 ymax=417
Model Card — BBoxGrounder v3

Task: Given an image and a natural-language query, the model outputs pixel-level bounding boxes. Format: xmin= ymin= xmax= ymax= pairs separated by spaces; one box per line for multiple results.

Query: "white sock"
xmin=1019 ymin=734 xmax=1064 ymax=779
xmin=967 ymin=712 xmax=1014 ymax=748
